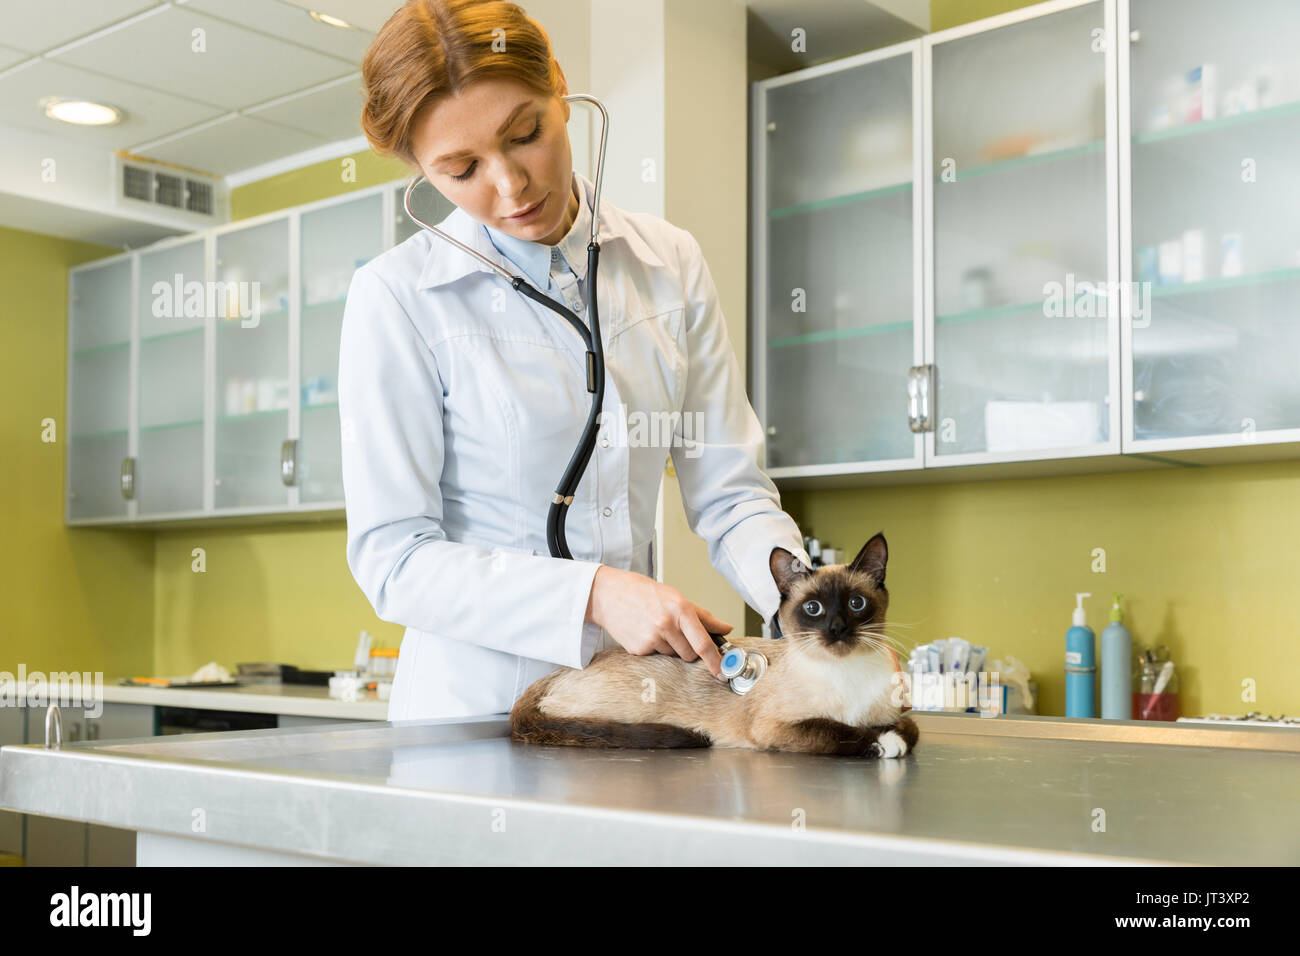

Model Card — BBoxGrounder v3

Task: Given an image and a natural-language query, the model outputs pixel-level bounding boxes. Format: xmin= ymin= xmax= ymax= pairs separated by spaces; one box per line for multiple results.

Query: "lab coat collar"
xmin=416 ymin=171 xmax=664 ymax=291
xmin=482 ymin=170 xmax=591 ymax=291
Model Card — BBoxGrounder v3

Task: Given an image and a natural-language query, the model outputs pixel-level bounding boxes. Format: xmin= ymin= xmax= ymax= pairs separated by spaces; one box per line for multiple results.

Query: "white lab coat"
xmin=338 ymin=171 xmax=809 ymax=721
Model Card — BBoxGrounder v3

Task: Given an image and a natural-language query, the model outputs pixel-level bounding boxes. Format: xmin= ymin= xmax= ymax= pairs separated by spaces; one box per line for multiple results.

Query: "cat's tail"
xmin=510 ymin=671 xmax=711 ymax=749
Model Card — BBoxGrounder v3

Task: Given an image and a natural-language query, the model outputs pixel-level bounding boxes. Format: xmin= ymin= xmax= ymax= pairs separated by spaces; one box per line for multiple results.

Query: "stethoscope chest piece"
xmin=718 ymin=641 xmax=767 ymax=696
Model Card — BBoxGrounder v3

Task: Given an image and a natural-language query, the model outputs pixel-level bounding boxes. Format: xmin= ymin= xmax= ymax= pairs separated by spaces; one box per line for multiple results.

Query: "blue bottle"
xmin=1100 ymin=593 xmax=1133 ymax=719
xmin=1065 ymin=592 xmax=1096 ymax=718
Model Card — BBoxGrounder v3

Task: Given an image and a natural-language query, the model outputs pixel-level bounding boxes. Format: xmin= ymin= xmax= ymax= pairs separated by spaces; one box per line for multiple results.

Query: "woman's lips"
xmin=506 ymin=194 xmax=547 ymax=222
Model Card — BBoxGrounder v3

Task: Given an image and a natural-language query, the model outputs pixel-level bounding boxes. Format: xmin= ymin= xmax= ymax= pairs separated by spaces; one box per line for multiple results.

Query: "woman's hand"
xmin=585 ymin=565 xmax=730 ymax=679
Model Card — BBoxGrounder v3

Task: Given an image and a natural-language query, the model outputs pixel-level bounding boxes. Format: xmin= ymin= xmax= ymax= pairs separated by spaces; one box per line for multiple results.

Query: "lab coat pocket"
xmin=611 ymin=304 xmax=686 ymax=413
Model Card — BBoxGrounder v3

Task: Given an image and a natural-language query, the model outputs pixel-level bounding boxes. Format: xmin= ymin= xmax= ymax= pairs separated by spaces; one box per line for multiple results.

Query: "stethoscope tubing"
xmin=400 ymin=94 xmax=611 ymax=561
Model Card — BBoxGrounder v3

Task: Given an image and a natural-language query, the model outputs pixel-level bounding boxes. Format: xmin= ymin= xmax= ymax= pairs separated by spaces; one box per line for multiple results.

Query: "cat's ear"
xmin=769 ymin=547 xmax=812 ymax=596
xmin=849 ymin=532 xmax=888 ymax=589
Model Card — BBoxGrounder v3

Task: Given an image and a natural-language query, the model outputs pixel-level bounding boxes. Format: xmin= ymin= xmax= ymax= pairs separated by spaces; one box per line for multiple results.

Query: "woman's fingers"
xmin=660 ymin=626 xmax=698 ymax=663
xmin=677 ymin=609 xmax=724 ymax=677
xmin=695 ymin=606 xmax=733 ymax=638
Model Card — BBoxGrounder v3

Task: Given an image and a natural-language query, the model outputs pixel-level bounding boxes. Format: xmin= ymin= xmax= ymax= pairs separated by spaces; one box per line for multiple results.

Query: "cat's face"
xmin=769 ymin=533 xmax=889 ymax=660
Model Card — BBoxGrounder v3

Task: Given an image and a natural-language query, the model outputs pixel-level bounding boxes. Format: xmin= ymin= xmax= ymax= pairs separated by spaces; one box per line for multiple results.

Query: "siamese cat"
xmin=510 ymin=532 xmax=918 ymax=758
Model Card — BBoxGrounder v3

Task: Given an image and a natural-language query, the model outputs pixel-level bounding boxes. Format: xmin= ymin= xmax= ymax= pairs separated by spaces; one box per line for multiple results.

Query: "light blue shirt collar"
xmin=483 ymin=172 xmax=591 ymax=294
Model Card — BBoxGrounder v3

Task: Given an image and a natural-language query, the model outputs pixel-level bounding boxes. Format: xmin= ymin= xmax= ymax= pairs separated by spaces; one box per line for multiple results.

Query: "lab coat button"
xmin=602 ymin=507 xmax=612 ymax=517
xmin=600 ymin=437 xmax=610 ymax=448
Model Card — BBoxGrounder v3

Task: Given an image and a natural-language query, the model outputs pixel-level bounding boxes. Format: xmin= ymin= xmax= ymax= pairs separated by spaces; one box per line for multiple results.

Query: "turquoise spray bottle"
xmin=1100 ymin=593 xmax=1133 ymax=719
xmin=1065 ymin=592 xmax=1095 ymax=718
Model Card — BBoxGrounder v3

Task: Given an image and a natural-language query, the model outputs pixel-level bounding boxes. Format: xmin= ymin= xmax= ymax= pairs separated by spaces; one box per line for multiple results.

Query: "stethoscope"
xmin=401 ymin=94 xmax=769 ymax=695
xmin=401 ymin=92 xmax=610 ymax=562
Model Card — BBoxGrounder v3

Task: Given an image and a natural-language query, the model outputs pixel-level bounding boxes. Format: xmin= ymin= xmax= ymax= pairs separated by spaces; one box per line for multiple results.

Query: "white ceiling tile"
xmin=135 ymin=113 xmax=328 ymax=175
xmin=182 ymin=0 xmax=375 ymax=64
xmin=0 ymin=58 xmax=225 ymax=150
xmin=279 ymin=0 xmax=403 ymax=34
xmin=244 ymin=73 xmax=364 ymax=141
xmin=50 ymin=6 xmax=356 ymax=111
xmin=0 ymin=0 xmax=163 ymax=55
xmin=0 ymin=45 xmax=33 ymax=70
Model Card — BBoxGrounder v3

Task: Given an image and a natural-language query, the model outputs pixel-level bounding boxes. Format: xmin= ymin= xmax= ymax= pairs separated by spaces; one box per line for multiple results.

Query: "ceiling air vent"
xmin=111 ymin=153 xmax=228 ymax=227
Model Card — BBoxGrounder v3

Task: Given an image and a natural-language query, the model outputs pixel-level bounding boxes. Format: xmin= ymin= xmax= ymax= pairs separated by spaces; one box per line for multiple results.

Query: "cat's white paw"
xmin=871 ymin=730 xmax=907 ymax=759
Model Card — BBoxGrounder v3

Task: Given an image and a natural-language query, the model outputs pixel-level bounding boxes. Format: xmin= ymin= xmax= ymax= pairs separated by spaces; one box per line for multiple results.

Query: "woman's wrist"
xmin=585 ymin=564 xmax=608 ymax=626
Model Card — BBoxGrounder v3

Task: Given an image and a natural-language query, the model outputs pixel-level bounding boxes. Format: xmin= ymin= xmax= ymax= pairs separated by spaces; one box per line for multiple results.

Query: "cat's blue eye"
xmin=849 ymin=595 xmax=866 ymax=612
xmin=803 ymin=600 xmax=823 ymax=617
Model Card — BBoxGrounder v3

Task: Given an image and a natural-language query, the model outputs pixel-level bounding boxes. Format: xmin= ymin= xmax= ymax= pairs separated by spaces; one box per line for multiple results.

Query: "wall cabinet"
xmin=66 ymin=181 xmax=455 ymax=525
xmin=753 ymin=0 xmax=1300 ymax=482
xmin=1120 ymin=0 xmax=1300 ymax=454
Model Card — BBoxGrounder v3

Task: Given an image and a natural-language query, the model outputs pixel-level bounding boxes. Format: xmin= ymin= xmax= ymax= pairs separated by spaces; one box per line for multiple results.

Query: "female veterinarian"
xmin=339 ymin=0 xmax=810 ymax=721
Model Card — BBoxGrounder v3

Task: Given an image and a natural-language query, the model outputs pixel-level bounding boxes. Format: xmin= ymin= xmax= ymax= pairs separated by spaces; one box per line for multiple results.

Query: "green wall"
xmin=0 ymin=226 xmax=155 ymax=680
xmin=931 ymin=0 xmax=1038 ymax=32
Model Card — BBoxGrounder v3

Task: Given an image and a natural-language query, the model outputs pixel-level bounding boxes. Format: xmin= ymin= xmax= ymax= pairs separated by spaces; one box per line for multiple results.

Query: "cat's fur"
xmin=510 ymin=532 xmax=918 ymax=758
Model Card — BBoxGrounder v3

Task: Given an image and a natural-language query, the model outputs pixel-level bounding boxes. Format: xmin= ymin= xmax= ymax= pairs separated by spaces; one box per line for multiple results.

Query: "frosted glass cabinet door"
xmin=929 ymin=1 xmax=1114 ymax=461
xmin=67 ymin=258 xmax=132 ymax=520
xmin=758 ymin=47 xmax=919 ymax=471
xmin=137 ymin=239 xmax=205 ymax=515
xmin=300 ymin=193 xmax=384 ymax=503
xmin=1125 ymin=0 xmax=1300 ymax=444
xmin=213 ymin=218 xmax=290 ymax=509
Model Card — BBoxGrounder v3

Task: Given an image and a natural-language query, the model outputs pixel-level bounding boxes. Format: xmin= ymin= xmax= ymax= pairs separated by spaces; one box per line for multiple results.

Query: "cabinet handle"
xmin=1129 ymin=29 xmax=1141 ymax=43
xmin=907 ymin=365 xmax=936 ymax=433
xmin=280 ymin=439 xmax=299 ymax=486
xmin=45 ymin=705 xmax=62 ymax=750
xmin=120 ymin=456 xmax=136 ymax=499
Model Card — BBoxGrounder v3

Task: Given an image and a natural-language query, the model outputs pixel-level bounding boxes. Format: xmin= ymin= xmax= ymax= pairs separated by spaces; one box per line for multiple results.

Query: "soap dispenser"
xmin=1065 ymin=592 xmax=1096 ymax=718
xmin=1100 ymin=593 xmax=1133 ymax=719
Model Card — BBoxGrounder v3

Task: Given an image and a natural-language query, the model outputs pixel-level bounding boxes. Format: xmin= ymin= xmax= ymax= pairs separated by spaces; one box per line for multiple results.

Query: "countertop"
xmin=3 ymin=711 xmax=1297 ymax=865
xmin=13 ymin=679 xmax=389 ymax=720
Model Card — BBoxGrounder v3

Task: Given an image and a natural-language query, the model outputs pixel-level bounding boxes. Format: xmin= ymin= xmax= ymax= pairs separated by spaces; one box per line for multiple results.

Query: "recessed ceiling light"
xmin=309 ymin=10 xmax=353 ymax=29
xmin=43 ymin=98 xmax=122 ymax=126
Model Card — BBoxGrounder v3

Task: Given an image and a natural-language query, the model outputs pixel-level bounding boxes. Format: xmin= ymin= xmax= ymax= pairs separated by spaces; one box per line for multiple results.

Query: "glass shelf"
xmin=217 ymin=309 xmax=287 ymax=327
xmin=1148 ymin=265 xmax=1300 ymax=299
xmin=936 ymin=293 xmax=1111 ymax=326
xmin=72 ymin=341 xmax=130 ymax=357
xmin=943 ymin=139 xmax=1104 ymax=183
xmin=769 ymin=181 xmax=911 ymax=220
xmin=140 ymin=419 xmax=203 ymax=433
xmin=141 ymin=327 xmax=204 ymax=345
xmin=217 ymin=409 xmax=288 ymax=423
xmin=71 ymin=429 xmax=129 ymax=441
xmin=1133 ymin=98 xmax=1300 ymax=145
xmin=769 ymin=320 xmax=912 ymax=348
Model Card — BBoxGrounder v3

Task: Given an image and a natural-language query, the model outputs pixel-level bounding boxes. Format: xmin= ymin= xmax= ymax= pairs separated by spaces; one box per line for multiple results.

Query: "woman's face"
xmin=409 ymin=78 xmax=576 ymax=245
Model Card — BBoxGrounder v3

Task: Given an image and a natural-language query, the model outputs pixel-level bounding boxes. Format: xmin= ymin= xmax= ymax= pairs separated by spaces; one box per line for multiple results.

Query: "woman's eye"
xmin=449 ymin=124 xmax=540 ymax=183
xmin=849 ymin=595 xmax=866 ymax=612
xmin=803 ymin=600 xmax=823 ymax=617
